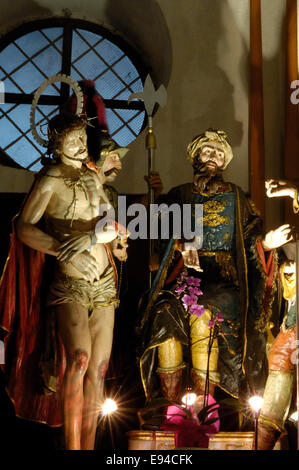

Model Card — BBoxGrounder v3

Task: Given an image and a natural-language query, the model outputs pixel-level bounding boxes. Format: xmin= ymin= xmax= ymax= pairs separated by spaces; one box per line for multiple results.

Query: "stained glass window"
xmin=0 ymin=19 xmax=145 ymax=171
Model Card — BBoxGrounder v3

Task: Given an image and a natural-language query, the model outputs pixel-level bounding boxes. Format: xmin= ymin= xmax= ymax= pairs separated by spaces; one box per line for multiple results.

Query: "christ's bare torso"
xmin=22 ymin=162 xmax=111 ymax=280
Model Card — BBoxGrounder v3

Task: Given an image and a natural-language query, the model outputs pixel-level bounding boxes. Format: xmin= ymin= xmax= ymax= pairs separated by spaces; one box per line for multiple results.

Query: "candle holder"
xmin=249 ymin=396 xmax=263 ymax=450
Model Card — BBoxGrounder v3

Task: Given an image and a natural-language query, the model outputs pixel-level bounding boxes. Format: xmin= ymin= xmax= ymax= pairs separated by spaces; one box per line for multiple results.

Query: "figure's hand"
xmin=144 ymin=171 xmax=163 ymax=200
xmin=111 ymin=238 xmax=128 ymax=262
xmin=69 ymin=250 xmax=100 ymax=282
xmin=182 ymin=248 xmax=202 ymax=272
xmin=262 ymin=224 xmax=293 ymax=250
xmin=265 ymin=179 xmax=297 ymax=199
xmin=57 ymin=233 xmax=92 ymax=263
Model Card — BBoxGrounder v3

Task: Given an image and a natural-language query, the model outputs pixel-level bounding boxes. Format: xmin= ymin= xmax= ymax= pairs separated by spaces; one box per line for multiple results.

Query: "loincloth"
xmin=47 ymin=266 xmax=119 ymax=314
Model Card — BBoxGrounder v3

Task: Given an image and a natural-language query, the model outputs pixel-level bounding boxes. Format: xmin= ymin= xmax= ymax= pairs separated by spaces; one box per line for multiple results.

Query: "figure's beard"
xmin=62 ymin=153 xmax=88 ymax=163
xmin=193 ymin=161 xmax=224 ymax=195
xmin=102 ymin=167 xmax=119 ymax=183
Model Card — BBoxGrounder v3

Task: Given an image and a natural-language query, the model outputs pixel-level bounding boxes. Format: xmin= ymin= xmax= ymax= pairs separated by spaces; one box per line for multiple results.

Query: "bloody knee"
xmin=72 ymin=350 xmax=89 ymax=373
xmin=98 ymin=360 xmax=109 ymax=380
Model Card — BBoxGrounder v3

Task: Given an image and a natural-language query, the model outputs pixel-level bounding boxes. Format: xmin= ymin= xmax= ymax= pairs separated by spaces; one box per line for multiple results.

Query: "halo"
xmin=30 ymin=74 xmax=84 ymax=147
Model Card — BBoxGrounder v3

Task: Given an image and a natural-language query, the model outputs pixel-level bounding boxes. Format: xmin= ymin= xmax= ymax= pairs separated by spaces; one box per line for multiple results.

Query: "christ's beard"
xmin=193 ymin=162 xmax=224 ymax=195
xmin=62 ymin=153 xmax=88 ymax=163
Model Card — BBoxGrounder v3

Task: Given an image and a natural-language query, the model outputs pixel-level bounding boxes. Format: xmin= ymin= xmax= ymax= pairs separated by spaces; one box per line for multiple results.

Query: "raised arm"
xmin=265 ymin=179 xmax=297 ymax=200
xmin=265 ymin=179 xmax=299 ymax=214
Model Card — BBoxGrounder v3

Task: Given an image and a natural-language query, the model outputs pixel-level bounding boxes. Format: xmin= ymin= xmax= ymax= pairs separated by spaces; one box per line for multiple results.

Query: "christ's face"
xmin=101 ymin=151 xmax=122 ymax=183
xmin=199 ymin=141 xmax=225 ymax=171
xmin=61 ymin=127 xmax=88 ymax=163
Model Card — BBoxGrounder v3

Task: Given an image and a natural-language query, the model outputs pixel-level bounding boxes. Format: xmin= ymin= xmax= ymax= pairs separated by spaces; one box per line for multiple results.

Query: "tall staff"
xmin=129 ymin=75 xmax=167 ymax=287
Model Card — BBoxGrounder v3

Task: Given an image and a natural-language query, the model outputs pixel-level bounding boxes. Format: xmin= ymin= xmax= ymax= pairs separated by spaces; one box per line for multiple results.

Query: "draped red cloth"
xmin=0 ymin=163 xmax=119 ymax=427
xmin=0 ymin=232 xmax=64 ymax=426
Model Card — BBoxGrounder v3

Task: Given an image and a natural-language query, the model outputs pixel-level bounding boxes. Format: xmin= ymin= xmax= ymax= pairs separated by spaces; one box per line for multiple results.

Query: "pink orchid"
xmin=175 ymin=284 xmax=187 ymax=296
xmin=189 ymin=304 xmax=205 ymax=317
xmin=182 ymin=294 xmax=197 ymax=309
xmin=208 ymin=313 xmax=224 ymax=328
xmin=186 ymin=276 xmax=201 ymax=287
xmin=188 ymin=286 xmax=203 ymax=296
xmin=178 ymin=271 xmax=187 ymax=282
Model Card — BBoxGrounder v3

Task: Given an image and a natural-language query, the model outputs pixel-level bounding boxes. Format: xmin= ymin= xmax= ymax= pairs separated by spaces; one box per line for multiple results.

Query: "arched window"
xmin=0 ymin=19 xmax=146 ymax=171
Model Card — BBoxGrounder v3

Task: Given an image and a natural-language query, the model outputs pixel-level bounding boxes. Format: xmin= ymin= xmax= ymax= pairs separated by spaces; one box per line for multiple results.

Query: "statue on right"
xmin=256 ymin=179 xmax=299 ymax=449
xmin=138 ymin=129 xmax=291 ymax=415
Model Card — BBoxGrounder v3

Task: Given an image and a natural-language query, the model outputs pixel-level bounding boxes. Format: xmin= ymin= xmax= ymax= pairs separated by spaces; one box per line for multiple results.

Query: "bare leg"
xmin=56 ymin=302 xmax=91 ymax=450
xmin=81 ymin=305 xmax=115 ymax=450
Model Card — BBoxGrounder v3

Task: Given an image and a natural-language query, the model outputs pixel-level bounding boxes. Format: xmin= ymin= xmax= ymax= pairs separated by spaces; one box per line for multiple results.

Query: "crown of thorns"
xmin=30 ymin=74 xmax=84 ymax=148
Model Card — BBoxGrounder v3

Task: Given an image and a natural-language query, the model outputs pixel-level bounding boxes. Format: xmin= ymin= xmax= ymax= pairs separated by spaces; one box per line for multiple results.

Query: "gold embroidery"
xmin=203 ymin=200 xmax=226 ymax=213
xmin=248 ymin=198 xmax=261 ymax=217
xmin=215 ymin=251 xmax=238 ymax=285
xmin=200 ymin=199 xmax=229 ymax=226
xmin=197 ymin=250 xmax=238 ymax=284
xmin=202 ymin=213 xmax=229 ymax=226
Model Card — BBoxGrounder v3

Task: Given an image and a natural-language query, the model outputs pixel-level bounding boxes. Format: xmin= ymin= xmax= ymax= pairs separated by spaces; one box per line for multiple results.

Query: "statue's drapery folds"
xmin=138 ymin=183 xmax=278 ymax=402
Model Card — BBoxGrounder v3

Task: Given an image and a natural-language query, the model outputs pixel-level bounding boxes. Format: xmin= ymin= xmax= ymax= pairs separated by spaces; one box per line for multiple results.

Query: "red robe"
xmin=0 ymin=230 xmax=64 ymax=426
xmin=0 ymin=227 xmax=118 ymax=427
xmin=0 ymin=161 xmax=119 ymax=427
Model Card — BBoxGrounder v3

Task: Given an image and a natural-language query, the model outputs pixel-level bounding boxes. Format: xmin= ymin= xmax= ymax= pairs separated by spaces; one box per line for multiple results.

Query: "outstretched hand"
xmin=262 ymin=224 xmax=293 ymax=250
xmin=265 ymin=179 xmax=297 ymax=199
xmin=182 ymin=248 xmax=203 ymax=272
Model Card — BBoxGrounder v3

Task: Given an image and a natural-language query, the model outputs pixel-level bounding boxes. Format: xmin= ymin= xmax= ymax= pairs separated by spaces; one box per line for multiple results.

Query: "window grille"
xmin=0 ymin=19 xmax=146 ymax=171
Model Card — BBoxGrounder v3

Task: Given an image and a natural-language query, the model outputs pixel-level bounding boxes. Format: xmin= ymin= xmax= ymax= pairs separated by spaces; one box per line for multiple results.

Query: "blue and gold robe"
xmin=138 ymin=182 xmax=278 ymax=400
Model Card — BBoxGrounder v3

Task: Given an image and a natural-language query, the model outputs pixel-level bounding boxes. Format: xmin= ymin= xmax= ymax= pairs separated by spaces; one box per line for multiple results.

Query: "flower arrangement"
xmin=139 ymin=396 xmax=220 ymax=449
xmin=161 ymin=398 xmax=220 ymax=448
xmin=175 ymin=271 xmax=224 ymax=327
xmin=174 ymin=271 xmax=205 ymax=317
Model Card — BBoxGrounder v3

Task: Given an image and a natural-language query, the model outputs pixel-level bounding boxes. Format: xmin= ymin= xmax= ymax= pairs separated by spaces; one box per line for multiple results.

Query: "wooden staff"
xmin=128 ymin=75 xmax=167 ymax=287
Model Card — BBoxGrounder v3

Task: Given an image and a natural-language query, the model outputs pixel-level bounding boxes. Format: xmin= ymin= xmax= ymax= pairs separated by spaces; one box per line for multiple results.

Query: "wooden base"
xmin=209 ymin=432 xmax=254 ymax=450
xmin=127 ymin=431 xmax=175 ymax=450
xmin=127 ymin=431 xmax=286 ymax=450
